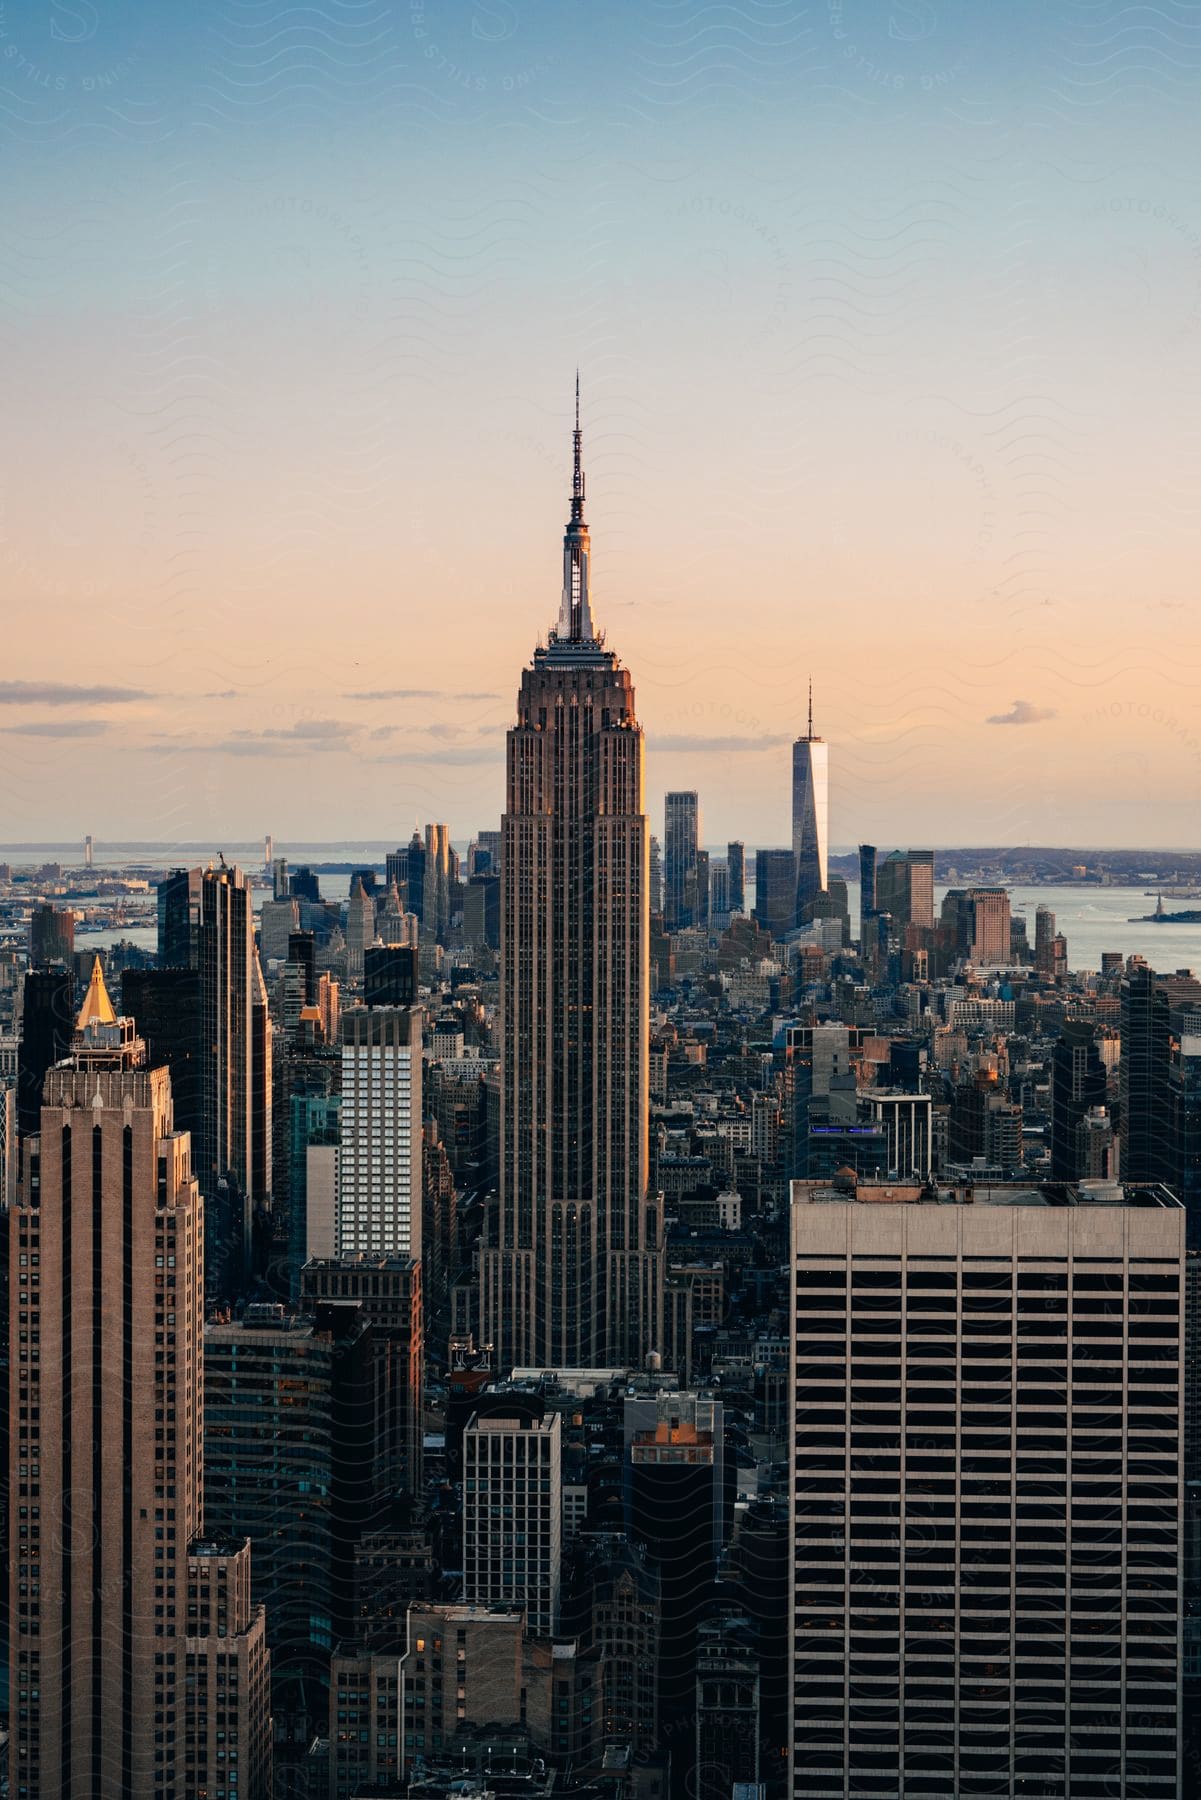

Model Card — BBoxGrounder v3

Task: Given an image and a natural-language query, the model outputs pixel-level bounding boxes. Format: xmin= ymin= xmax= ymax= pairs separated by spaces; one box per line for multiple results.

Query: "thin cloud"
xmin=346 ymin=688 xmax=440 ymax=700
xmin=986 ymin=700 xmax=1057 ymax=727
xmin=246 ymin=719 xmax=349 ymax=741
xmin=1 ymin=719 xmax=111 ymax=737
xmin=0 ymin=680 xmax=150 ymax=706
xmin=345 ymin=688 xmax=500 ymax=703
xmin=374 ymin=746 xmax=500 ymax=767
xmin=167 ymin=738 xmax=347 ymax=759
xmin=650 ymin=733 xmax=791 ymax=753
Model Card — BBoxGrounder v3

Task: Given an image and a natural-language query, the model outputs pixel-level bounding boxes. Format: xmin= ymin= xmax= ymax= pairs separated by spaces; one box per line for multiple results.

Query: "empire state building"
xmin=481 ymin=386 xmax=662 ymax=1370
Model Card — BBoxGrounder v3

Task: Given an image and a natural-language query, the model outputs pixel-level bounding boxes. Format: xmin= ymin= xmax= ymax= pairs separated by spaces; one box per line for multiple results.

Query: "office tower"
xmin=204 ymin=1302 xmax=376 ymax=1736
xmin=1050 ymin=1017 xmax=1108 ymax=1179
xmin=0 ymin=1080 xmax=14 ymax=1204
xmin=399 ymin=828 xmax=425 ymax=926
xmin=941 ymin=885 xmax=1011 ymax=963
xmin=289 ymin=1087 xmax=340 ymax=1290
xmin=193 ymin=864 xmax=273 ymax=1295
xmin=157 ymin=864 xmax=202 ymax=967
xmin=858 ymin=843 xmax=877 ymax=934
xmin=1120 ymin=965 xmax=1201 ymax=1187
xmin=259 ymin=891 xmax=299 ymax=964
xmin=288 ymin=927 xmax=317 ymax=1004
xmin=754 ymin=848 xmax=796 ymax=939
xmin=695 ymin=1615 xmax=761 ymax=1800
xmin=875 ymin=848 xmax=935 ymax=931
xmin=337 ymin=1005 xmax=422 ymax=1256
xmin=364 ymin=941 xmax=419 ymax=1007
xmin=784 ymin=1023 xmax=864 ymax=1178
xmin=377 ymin=878 xmax=411 ymax=945
xmin=302 ymin=1254 xmax=424 ymax=1498
xmin=396 ymin=1602 xmax=561 ymax=1771
xmin=1168 ymin=1030 xmax=1201 ymax=1226
xmin=462 ymin=1407 xmax=562 ymax=1633
xmin=425 ymin=822 xmax=451 ymax=944
xmin=480 ymin=390 xmax=661 ymax=1371
xmin=476 ymin=826 xmax=503 ymax=870
xmin=422 ymin=1121 xmax=458 ymax=1312
xmin=792 ymin=682 xmax=829 ymax=922
xmin=464 ymin=870 xmax=501 ymax=950
xmin=6 ymin=967 xmax=271 ymax=1799
xmin=868 ymin=1090 xmax=933 ymax=1174
xmin=665 ymin=791 xmax=701 ymax=930
xmin=84 ymin=831 xmax=94 ymax=868
xmin=121 ymin=965 xmax=203 ymax=1148
xmin=789 ymin=1180 xmax=1185 ymax=1800
xmin=28 ymin=902 xmax=74 ymax=965
xmin=290 ymin=864 xmax=321 ymax=904
xmin=727 ymin=839 xmax=746 ymax=913
xmin=1035 ymin=903 xmax=1058 ymax=978
xmin=15 ymin=963 xmax=73 ymax=1134
xmin=334 ymin=1602 xmax=561 ymax=1798
xmin=566 ymin=1536 xmax=661 ymax=1756
xmin=693 ymin=846 xmax=711 ymax=929
xmin=345 ymin=874 xmax=375 ymax=979
xmin=709 ymin=858 xmax=730 ymax=922
xmin=1075 ymin=1105 xmax=1116 ymax=1177
xmin=627 ymin=1413 xmax=718 ymax=1780
xmin=649 ymin=833 xmax=664 ymax=913
xmin=184 ymin=1540 xmax=273 ymax=1799
xmin=947 ymin=1067 xmax=1023 ymax=1171
xmin=824 ymin=874 xmax=851 ymax=943
xmin=271 ymin=854 xmax=288 ymax=898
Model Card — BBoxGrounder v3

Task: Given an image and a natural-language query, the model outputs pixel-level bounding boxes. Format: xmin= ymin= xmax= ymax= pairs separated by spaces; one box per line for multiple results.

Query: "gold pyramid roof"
xmin=76 ymin=955 xmax=117 ymax=1030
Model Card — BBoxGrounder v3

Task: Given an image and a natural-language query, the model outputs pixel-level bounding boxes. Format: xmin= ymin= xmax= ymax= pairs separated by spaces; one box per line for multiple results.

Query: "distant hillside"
xmin=828 ymin=847 xmax=1201 ymax=884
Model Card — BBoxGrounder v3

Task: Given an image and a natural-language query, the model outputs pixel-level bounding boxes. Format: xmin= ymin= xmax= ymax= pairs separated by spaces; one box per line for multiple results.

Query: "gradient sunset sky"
xmin=3 ymin=0 xmax=1200 ymax=848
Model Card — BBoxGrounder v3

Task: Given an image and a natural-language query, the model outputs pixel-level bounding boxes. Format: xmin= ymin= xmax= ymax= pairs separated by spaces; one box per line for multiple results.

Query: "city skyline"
xmin=4 ymin=6 xmax=1200 ymax=847
xmin=5 ymin=7 xmax=1200 ymax=1798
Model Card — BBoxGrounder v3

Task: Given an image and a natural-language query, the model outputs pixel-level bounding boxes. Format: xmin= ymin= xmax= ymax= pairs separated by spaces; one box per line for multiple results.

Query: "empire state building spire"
xmin=482 ymin=384 xmax=662 ymax=1372
xmin=556 ymin=372 xmax=596 ymax=643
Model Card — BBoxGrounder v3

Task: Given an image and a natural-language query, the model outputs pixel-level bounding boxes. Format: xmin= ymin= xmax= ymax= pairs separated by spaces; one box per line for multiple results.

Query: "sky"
xmin=2 ymin=0 xmax=1200 ymax=849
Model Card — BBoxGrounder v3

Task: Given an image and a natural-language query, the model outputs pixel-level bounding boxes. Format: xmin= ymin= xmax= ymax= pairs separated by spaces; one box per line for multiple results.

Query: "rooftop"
xmin=792 ymin=1176 xmax=1181 ymax=1210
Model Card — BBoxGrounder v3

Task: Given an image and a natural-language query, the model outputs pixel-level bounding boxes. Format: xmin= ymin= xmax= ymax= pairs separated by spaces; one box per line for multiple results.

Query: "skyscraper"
xmin=754 ymin=848 xmax=796 ymax=939
xmin=6 ymin=964 xmax=271 ymax=1798
xmin=858 ymin=843 xmax=876 ymax=937
xmin=28 ymin=902 xmax=74 ymax=965
xmin=462 ymin=1406 xmax=562 ymax=1634
xmin=1035 ymin=902 xmax=1058 ymax=978
xmin=665 ymin=791 xmax=701 ymax=930
xmin=15 ymin=963 xmax=73 ymax=1136
xmin=157 ymin=865 xmax=202 ymax=968
xmin=792 ymin=681 xmax=828 ymax=923
xmin=480 ymin=383 xmax=661 ymax=1369
xmin=197 ymin=864 xmax=273 ymax=1296
xmin=789 ymin=1177 xmax=1185 ymax=1800
xmin=425 ymin=822 xmax=451 ymax=944
xmin=649 ymin=833 xmax=664 ymax=913
xmin=337 ymin=1004 xmax=422 ymax=1256
xmin=345 ymin=873 xmax=376 ymax=979
xmin=726 ymin=839 xmax=745 ymax=914
xmin=1120 ymin=964 xmax=1201 ymax=1186
xmin=874 ymin=848 xmax=935 ymax=931
xmin=1050 ymin=1016 xmax=1108 ymax=1179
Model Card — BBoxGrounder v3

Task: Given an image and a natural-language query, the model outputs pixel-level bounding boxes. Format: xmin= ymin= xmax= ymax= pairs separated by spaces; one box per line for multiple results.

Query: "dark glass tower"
xmin=16 ymin=965 xmax=74 ymax=1135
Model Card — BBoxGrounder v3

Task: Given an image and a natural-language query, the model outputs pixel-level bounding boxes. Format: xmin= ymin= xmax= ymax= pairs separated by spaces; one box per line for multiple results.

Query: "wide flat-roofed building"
xmin=789 ymin=1175 xmax=1184 ymax=1800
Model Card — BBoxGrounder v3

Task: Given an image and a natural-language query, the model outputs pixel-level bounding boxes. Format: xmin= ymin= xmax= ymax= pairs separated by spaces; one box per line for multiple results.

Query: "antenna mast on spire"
xmin=556 ymin=372 xmax=594 ymax=642
xmin=808 ymin=676 xmax=814 ymax=740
